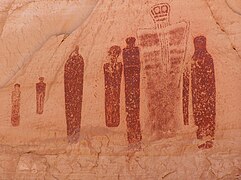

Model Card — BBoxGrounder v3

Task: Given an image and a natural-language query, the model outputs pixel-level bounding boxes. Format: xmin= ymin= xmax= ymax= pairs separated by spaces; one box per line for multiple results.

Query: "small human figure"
xmin=36 ymin=77 xmax=46 ymax=114
xmin=183 ymin=36 xmax=216 ymax=149
xmin=103 ymin=45 xmax=122 ymax=127
xmin=11 ymin=83 xmax=21 ymax=126
xmin=64 ymin=45 xmax=84 ymax=144
xmin=123 ymin=37 xmax=142 ymax=145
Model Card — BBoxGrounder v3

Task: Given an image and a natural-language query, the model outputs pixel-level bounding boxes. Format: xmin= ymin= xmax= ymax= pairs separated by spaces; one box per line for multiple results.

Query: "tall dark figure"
xmin=123 ymin=37 xmax=142 ymax=144
xmin=183 ymin=36 xmax=216 ymax=149
xmin=104 ymin=45 xmax=122 ymax=127
xmin=64 ymin=45 xmax=84 ymax=144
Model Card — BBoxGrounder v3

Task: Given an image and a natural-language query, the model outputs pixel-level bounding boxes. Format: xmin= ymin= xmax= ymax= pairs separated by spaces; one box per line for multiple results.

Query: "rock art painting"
xmin=11 ymin=83 xmax=21 ymax=126
xmin=182 ymin=68 xmax=190 ymax=126
xmin=137 ymin=3 xmax=189 ymax=139
xmin=0 ymin=0 xmax=241 ymax=178
xmin=150 ymin=3 xmax=170 ymax=70
xmin=123 ymin=37 xmax=142 ymax=144
xmin=104 ymin=46 xmax=123 ymax=127
xmin=183 ymin=36 xmax=216 ymax=149
xmin=64 ymin=45 xmax=84 ymax=144
xmin=36 ymin=77 xmax=46 ymax=114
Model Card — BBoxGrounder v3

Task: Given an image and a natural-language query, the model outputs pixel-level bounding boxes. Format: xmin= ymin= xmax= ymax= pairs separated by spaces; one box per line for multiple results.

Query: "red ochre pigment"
xmin=64 ymin=45 xmax=84 ymax=144
xmin=36 ymin=77 xmax=46 ymax=114
xmin=183 ymin=36 xmax=216 ymax=149
xmin=123 ymin=37 xmax=142 ymax=144
xmin=104 ymin=46 xmax=122 ymax=127
xmin=11 ymin=83 xmax=21 ymax=126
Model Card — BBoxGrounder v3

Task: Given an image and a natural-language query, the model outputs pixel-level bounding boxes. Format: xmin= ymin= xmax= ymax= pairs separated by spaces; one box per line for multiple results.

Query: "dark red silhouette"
xmin=182 ymin=68 xmax=189 ymax=125
xmin=183 ymin=36 xmax=216 ymax=149
xmin=11 ymin=83 xmax=21 ymax=126
xmin=36 ymin=77 xmax=46 ymax=114
xmin=104 ymin=46 xmax=122 ymax=127
xmin=123 ymin=37 xmax=142 ymax=144
xmin=64 ymin=45 xmax=84 ymax=144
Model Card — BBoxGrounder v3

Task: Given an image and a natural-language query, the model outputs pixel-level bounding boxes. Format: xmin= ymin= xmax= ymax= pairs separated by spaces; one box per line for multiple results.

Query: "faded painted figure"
xmin=183 ymin=36 xmax=216 ymax=149
xmin=137 ymin=3 xmax=189 ymax=140
xmin=123 ymin=37 xmax=142 ymax=144
xmin=36 ymin=77 xmax=46 ymax=114
xmin=104 ymin=46 xmax=122 ymax=127
xmin=64 ymin=45 xmax=84 ymax=144
xmin=137 ymin=23 xmax=189 ymax=139
xmin=11 ymin=83 xmax=21 ymax=126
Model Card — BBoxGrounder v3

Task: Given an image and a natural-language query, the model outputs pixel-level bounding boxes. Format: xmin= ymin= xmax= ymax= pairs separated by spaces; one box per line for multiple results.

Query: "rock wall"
xmin=0 ymin=0 xmax=240 ymax=179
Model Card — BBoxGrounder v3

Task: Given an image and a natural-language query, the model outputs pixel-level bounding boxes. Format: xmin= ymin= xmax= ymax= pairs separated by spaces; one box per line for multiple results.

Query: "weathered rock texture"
xmin=0 ymin=0 xmax=240 ymax=179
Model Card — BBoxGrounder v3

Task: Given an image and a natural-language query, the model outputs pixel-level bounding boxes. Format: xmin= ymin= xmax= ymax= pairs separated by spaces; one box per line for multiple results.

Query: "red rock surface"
xmin=0 ymin=0 xmax=240 ymax=179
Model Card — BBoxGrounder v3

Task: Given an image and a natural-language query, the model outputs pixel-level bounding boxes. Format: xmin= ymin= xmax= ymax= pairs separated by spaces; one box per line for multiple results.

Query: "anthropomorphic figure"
xmin=183 ymin=36 xmax=216 ymax=149
xmin=36 ymin=77 xmax=46 ymax=114
xmin=11 ymin=83 xmax=21 ymax=126
xmin=123 ymin=37 xmax=142 ymax=145
xmin=64 ymin=45 xmax=84 ymax=144
xmin=137 ymin=4 xmax=189 ymax=140
xmin=104 ymin=45 xmax=122 ymax=127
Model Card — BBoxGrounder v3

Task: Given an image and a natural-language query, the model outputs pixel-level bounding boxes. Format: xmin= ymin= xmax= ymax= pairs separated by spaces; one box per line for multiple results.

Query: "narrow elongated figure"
xmin=183 ymin=67 xmax=190 ymax=125
xmin=11 ymin=83 xmax=21 ymax=126
xmin=104 ymin=46 xmax=122 ymax=127
xmin=36 ymin=77 xmax=46 ymax=114
xmin=64 ymin=45 xmax=84 ymax=144
xmin=123 ymin=37 xmax=142 ymax=144
xmin=183 ymin=36 xmax=216 ymax=149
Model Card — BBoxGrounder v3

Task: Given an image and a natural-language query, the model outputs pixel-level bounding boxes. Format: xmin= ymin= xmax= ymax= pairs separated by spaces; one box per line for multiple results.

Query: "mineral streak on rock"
xmin=104 ymin=45 xmax=122 ymax=127
xmin=64 ymin=45 xmax=84 ymax=144
xmin=123 ymin=37 xmax=142 ymax=144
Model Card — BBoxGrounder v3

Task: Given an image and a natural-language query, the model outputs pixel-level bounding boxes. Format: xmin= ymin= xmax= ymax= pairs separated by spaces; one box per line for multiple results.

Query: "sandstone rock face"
xmin=0 ymin=0 xmax=240 ymax=179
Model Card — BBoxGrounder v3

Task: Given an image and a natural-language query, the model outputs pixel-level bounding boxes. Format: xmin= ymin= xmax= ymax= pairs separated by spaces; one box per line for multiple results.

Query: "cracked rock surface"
xmin=0 ymin=0 xmax=240 ymax=179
